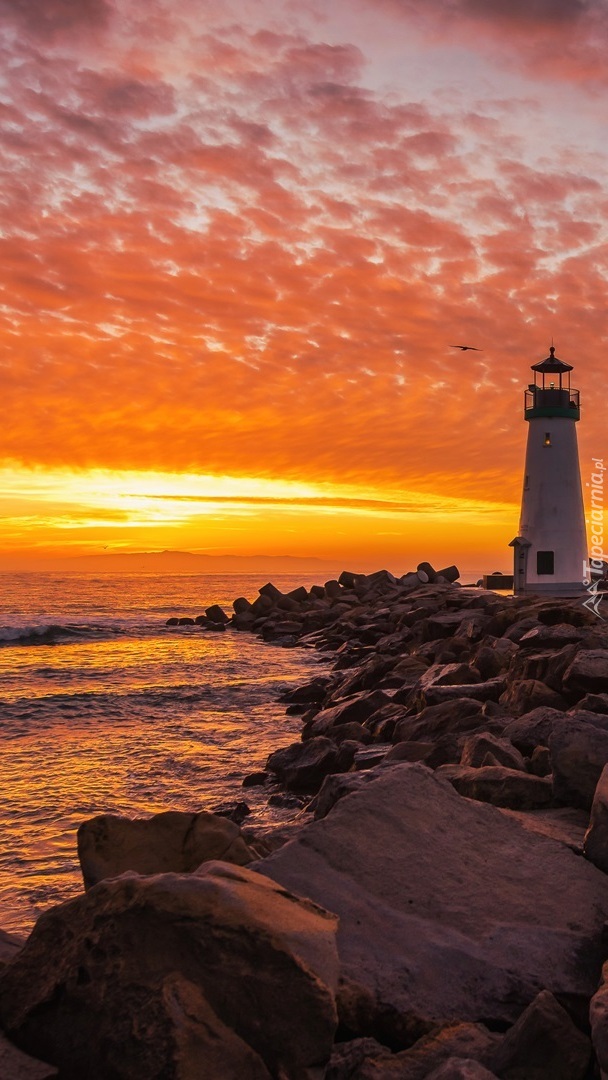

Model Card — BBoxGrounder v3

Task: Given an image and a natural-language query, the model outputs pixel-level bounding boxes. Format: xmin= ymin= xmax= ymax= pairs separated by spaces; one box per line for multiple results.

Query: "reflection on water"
xmin=0 ymin=574 xmax=327 ymax=935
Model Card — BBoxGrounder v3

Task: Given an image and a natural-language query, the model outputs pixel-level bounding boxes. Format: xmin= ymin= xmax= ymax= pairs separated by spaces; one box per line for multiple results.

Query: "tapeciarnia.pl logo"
xmin=583 ymin=457 xmax=606 ymax=619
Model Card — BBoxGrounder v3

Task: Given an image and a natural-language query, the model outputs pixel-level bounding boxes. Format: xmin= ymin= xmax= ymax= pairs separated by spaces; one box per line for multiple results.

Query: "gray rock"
xmin=584 ymin=763 xmax=608 ymax=872
xmin=488 ymin=989 xmax=591 ymax=1080
xmin=393 ymin=698 xmax=485 ymax=743
xmin=205 ymin=604 xmax=230 ymax=623
xmin=503 ymin=707 xmax=570 ymax=755
xmin=0 ymin=927 xmax=24 ymax=970
xmin=497 ymin=807 xmax=589 ymax=853
xmin=563 ymin=649 xmax=608 ymax=697
xmin=418 ymin=663 xmax=481 ymax=690
xmin=267 ymin=736 xmax=339 ymax=792
xmin=499 ymin=679 xmax=567 ymax=716
xmin=259 ymin=764 xmax=608 ymax=1028
xmin=339 ymin=1023 xmax=499 ymax=1079
xmin=418 ymin=678 xmax=507 ymax=707
xmin=437 ymin=764 xmax=553 ymax=810
xmin=77 ymin=810 xmax=253 ymax=890
xmin=550 ymin=720 xmax=608 ymax=809
xmin=0 ymin=862 xmax=339 ymax=1080
xmin=308 ymin=691 xmax=391 ymax=737
xmin=460 ymin=733 xmax=526 ymax=771
xmin=590 ymin=959 xmax=608 ymax=1080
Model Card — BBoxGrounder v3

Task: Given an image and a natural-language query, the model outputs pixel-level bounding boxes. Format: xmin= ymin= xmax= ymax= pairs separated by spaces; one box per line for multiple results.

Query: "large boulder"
xmin=437 ymin=764 xmax=553 ymax=810
xmin=328 ymin=1022 xmax=498 ymax=1080
xmin=487 ymin=989 xmax=591 ymax=1080
xmin=267 ymin=737 xmax=340 ymax=792
xmin=259 ymin=764 xmax=608 ymax=1029
xmin=549 ymin=720 xmax=608 ymax=809
xmin=591 ymin=959 xmax=608 ymax=1080
xmin=460 ymin=733 xmax=526 ymax=771
xmin=0 ymin=862 xmax=339 ymax=1080
xmin=584 ymin=763 xmax=608 ymax=872
xmin=503 ymin=707 xmax=570 ymax=755
xmin=563 ymin=649 xmax=608 ymax=698
xmin=77 ymin=810 xmax=253 ymax=890
xmin=393 ymin=698 xmax=485 ymax=743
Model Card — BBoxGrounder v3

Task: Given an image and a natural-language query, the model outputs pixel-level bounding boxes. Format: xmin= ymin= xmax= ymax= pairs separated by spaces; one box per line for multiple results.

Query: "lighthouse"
xmin=509 ymin=347 xmax=588 ymax=596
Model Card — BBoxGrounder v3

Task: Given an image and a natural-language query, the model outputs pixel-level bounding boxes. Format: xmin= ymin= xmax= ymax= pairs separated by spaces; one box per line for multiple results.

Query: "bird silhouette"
xmin=450 ymin=345 xmax=482 ymax=351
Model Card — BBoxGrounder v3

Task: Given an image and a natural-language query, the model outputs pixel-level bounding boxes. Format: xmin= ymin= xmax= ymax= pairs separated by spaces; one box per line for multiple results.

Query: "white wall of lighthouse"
xmin=510 ymin=347 xmax=588 ymax=596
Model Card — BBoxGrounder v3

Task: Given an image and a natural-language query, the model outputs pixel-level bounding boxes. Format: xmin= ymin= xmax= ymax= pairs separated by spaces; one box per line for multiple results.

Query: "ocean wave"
xmin=0 ymin=623 xmax=125 ymax=647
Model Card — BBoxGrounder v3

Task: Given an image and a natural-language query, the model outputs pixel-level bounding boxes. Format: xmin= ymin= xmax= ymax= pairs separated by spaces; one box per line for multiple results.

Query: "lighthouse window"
xmin=543 ymin=432 xmax=551 ymax=446
xmin=537 ymin=550 xmax=554 ymax=575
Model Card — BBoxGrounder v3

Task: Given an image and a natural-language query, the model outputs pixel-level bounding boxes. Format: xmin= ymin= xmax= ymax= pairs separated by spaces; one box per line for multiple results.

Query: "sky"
xmin=1 ymin=0 xmax=607 ymax=573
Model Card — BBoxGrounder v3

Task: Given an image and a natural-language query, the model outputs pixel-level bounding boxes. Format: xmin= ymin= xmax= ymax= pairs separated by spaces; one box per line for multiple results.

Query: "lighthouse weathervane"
xmin=509 ymin=346 xmax=588 ymax=596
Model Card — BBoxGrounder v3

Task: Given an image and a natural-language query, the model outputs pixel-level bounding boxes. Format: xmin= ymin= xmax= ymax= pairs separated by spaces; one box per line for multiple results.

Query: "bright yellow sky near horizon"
xmin=1 ymin=0 xmax=606 ymax=572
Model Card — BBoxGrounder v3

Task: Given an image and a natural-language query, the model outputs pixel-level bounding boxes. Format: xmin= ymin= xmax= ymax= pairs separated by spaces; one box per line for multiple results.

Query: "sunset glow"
xmin=1 ymin=0 xmax=606 ymax=571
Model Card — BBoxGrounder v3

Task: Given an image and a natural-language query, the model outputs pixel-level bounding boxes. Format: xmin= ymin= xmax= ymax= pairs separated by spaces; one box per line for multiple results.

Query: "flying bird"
xmin=450 ymin=345 xmax=482 ymax=351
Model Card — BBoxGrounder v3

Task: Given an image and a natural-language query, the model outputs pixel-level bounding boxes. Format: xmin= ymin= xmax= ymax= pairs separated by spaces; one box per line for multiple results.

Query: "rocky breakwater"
xmin=4 ymin=563 xmax=608 ymax=1077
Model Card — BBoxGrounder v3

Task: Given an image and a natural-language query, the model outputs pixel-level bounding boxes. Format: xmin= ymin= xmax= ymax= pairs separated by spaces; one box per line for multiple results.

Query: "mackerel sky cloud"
xmin=0 ymin=0 xmax=606 ymax=565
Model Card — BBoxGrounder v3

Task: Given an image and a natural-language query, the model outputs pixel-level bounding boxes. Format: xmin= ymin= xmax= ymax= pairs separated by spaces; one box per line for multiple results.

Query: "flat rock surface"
xmin=497 ymin=807 xmax=589 ymax=853
xmin=0 ymin=862 xmax=339 ymax=1080
xmin=259 ymin=764 xmax=608 ymax=1027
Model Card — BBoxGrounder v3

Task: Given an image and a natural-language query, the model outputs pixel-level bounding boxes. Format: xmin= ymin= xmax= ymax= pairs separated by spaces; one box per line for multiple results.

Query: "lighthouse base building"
xmin=510 ymin=348 xmax=588 ymax=597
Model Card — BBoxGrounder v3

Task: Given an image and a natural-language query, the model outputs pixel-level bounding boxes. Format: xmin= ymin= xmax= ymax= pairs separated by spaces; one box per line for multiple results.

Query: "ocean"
xmin=0 ymin=572 xmax=330 ymax=937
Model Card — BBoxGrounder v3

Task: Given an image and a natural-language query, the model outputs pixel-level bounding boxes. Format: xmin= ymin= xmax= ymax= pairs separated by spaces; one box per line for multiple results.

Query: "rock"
xmin=590 ymin=959 xmax=608 ymax=1080
xmin=0 ymin=927 xmax=24 ymax=969
xmin=0 ymin=1035 xmax=57 ymax=1079
xmin=0 ymin=862 xmax=339 ymax=1080
xmin=527 ymin=745 xmax=552 ymax=776
xmin=497 ymin=806 xmax=589 ymax=853
xmin=435 ymin=565 xmax=460 ymax=583
xmin=308 ymin=690 xmax=391 ymax=737
xmin=259 ymin=581 xmax=284 ymax=603
xmin=353 ymin=745 xmax=392 ymax=770
xmin=393 ymin=698 xmax=485 ymax=743
xmin=77 ymin=810 xmax=253 ymax=890
xmin=326 ymin=1037 xmax=390 ymax=1079
xmin=584 ymin=763 xmax=608 ymax=872
xmin=417 ymin=561 xmax=438 ymax=582
xmin=266 ymin=736 xmax=339 ymax=792
xmin=437 ymin=764 xmax=553 ymax=810
xmin=177 ymin=616 xmax=195 ymax=625
xmin=325 ymin=579 xmax=343 ymax=598
xmin=165 ymin=617 xmax=179 ymax=626
xmin=259 ymin=764 xmax=608 ymax=1028
xmin=425 ymin=1062 xmax=499 ymax=1080
xmin=563 ymin=649 xmax=608 ymax=698
xmin=549 ymin=720 xmax=608 ymax=809
xmin=418 ymin=663 xmax=481 ymax=690
xmin=242 ymin=770 xmax=269 ymax=787
xmin=338 ymin=571 xmax=361 ymax=589
xmin=416 ymin=678 xmax=507 ymax=707
xmin=503 ymin=707 xmax=570 ymax=755
xmin=488 ymin=989 xmax=591 ymax=1080
xmin=498 ymin=679 xmax=567 ymax=716
xmin=577 ymin=692 xmax=608 ymax=715
xmin=460 ymin=733 xmax=526 ymax=771
xmin=205 ymin=604 xmax=230 ymax=623
xmin=519 ymin=623 xmax=588 ymax=647
xmin=312 ymin=772 xmax=378 ymax=820
xmin=339 ymin=1022 xmax=499 ymax=1080
xmin=233 ymin=596 xmax=252 ymax=614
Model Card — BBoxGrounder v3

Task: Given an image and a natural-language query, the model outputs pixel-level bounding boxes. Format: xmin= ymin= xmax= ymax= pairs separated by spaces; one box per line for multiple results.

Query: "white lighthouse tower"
xmin=510 ymin=347 xmax=588 ymax=596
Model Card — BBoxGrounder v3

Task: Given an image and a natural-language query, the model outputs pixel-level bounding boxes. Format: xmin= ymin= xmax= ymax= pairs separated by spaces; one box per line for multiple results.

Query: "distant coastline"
xmin=0 ymin=549 xmax=346 ymax=575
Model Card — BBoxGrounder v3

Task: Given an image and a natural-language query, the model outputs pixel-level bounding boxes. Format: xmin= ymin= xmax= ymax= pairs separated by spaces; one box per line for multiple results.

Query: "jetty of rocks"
xmin=3 ymin=561 xmax=608 ymax=1078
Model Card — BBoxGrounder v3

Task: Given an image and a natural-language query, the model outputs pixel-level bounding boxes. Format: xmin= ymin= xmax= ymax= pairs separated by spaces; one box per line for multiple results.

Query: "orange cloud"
xmin=0 ymin=0 xmax=605 ymax=564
